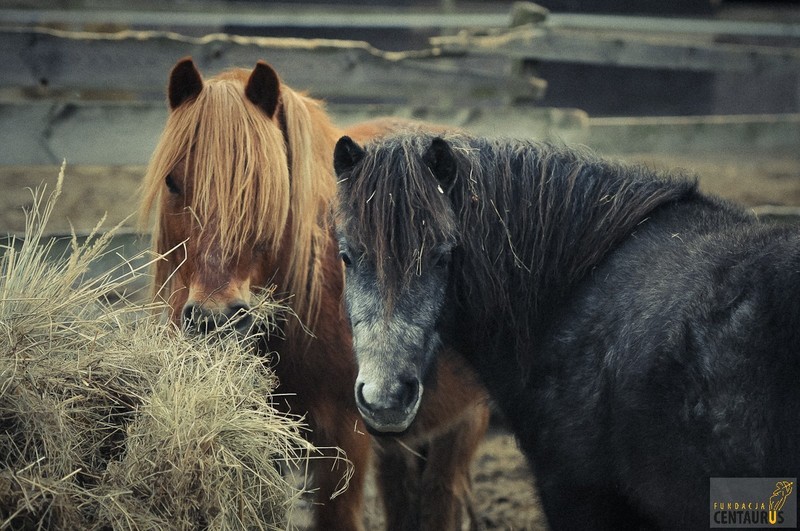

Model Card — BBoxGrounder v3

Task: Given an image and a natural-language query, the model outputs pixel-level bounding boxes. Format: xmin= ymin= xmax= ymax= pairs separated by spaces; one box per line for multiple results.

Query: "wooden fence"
xmin=1 ymin=2 xmax=800 ymax=165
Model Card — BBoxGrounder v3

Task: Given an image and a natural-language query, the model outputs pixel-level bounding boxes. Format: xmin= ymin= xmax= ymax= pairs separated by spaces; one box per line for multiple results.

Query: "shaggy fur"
xmin=335 ymin=131 xmax=800 ymax=530
xmin=337 ymin=132 xmax=697 ymax=362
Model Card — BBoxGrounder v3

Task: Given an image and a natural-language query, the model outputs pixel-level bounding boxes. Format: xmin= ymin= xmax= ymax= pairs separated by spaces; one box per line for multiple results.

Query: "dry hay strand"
xmin=0 ymin=165 xmax=338 ymax=530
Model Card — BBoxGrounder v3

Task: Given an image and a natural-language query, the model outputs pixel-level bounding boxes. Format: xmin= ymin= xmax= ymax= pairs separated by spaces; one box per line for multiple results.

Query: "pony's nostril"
xmin=182 ymin=302 xmax=255 ymax=335
xmin=355 ymin=382 xmax=370 ymax=411
xmin=229 ymin=302 xmax=249 ymax=315
xmin=356 ymin=378 xmax=420 ymax=413
xmin=232 ymin=310 xmax=254 ymax=333
xmin=182 ymin=303 xmax=200 ymax=328
xmin=399 ymin=378 xmax=420 ymax=410
xmin=182 ymin=303 xmax=215 ymax=334
xmin=226 ymin=303 xmax=254 ymax=334
xmin=181 ymin=304 xmax=196 ymax=325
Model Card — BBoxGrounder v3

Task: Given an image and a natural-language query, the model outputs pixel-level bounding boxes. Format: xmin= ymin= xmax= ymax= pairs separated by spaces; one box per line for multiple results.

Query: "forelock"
xmin=340 ymin=134 xmax=459 ymax=303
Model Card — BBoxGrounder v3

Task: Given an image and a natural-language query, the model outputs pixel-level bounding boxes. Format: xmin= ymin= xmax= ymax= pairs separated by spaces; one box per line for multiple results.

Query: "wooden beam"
xmin=0 ymin=5 xmax=511 ymax=30
xmin=432 ymin=26 xmax=800 ymax=73
xmin=0 ymin=27 xmax=540 ymax=104
xmin=4 ymin=5 xmax=799 ymax=39
xmin=544 ymin=13 xmax=800 ymax=40
xmin=0 ymin=101 xmax=167 ymax=165
xmin=0 ymin=100 xmax=588 ymax=165
xmin=586 ymin=113 xmax=800 ymax=154
xmin=2 ymin=100 xmax=797 ymax=165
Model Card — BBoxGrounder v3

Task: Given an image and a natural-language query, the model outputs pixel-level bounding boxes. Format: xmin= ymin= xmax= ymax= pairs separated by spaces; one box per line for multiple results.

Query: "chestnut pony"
xmin=139 ymin=58 xmax=489 ymax=531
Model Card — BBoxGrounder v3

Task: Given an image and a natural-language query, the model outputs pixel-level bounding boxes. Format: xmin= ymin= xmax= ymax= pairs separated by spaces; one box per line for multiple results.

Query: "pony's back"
xmin=524 ymin=198 xmax=800 ymax=528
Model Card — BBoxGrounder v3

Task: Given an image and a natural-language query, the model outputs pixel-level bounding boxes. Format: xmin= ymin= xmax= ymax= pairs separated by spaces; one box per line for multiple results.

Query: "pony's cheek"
xmin=162 ymin=211 xmax=192 ymax=244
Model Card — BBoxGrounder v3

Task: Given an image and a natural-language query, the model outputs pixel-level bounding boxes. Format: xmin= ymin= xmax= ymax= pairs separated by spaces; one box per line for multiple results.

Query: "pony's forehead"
xmin=338 ymin=193 xmax=457 ymax=265
xmin=348 ymin=144 xmax=437 ymax=196
xmin=164 ymin=87 xmax=284 ymax=162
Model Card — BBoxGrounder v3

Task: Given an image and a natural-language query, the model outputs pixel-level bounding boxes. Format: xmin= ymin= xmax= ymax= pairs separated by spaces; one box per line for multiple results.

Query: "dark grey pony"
xmin=333 ymin=131 xmax=800 ymax=530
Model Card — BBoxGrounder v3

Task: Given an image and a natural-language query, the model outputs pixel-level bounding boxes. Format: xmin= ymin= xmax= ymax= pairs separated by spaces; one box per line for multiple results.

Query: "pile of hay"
xmin=0 ymin=167 xmax=327 ymax=530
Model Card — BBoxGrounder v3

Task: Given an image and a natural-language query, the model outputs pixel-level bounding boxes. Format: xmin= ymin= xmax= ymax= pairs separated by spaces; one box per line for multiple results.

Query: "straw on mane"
xmin=139 ymin=68 xmax=337 ymax=325
xmin=339 ymin=131 xmax=699 ymax=353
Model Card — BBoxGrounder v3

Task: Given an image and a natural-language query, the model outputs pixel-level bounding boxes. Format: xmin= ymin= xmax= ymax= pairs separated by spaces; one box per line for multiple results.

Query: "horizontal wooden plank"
xmin=4 ymin=4 xmax=800 ymax=39
xmin=0 ymin=101 xmax=167 ymax=165
xmin=1 ymin=100 xmax=797 ymax=165
xmin=587 ymin=113 xmax=800 ymax=154
xmin=2 ymin=22 xmax=797 ymax=112
xmin=0 ymin=27 xmax=540 ymax=104
xmin=432 ymin=25 xmax=800 ymax=72
xmin=0 ymin=8 xmax=511 ymax=31
xmin=0 ymin=3 xmax=511 ymax=30
xmin=545 ymin=13 xmax=800 ymax=39
xmin=0 ymin=100 xmax=587 ymax=165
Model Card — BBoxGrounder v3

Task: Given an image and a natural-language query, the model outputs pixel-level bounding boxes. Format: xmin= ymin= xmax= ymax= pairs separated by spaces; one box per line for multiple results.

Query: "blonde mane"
xmin=139 ymin=68 xmax=339 ymax=327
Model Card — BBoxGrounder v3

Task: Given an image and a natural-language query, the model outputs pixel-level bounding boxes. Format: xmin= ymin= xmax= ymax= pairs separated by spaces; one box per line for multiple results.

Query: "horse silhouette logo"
xmin=769 ymin=481 xmax=794 ymax=525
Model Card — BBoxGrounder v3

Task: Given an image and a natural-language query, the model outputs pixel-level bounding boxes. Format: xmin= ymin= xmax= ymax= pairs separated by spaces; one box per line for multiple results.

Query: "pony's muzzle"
xmin=354 ymin=376 xmax=422 ymax=434
xmin=181 ymin=301 xmax=254 ymax=335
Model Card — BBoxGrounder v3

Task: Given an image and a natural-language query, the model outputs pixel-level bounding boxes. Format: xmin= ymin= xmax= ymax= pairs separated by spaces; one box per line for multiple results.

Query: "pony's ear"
xmin=245 ymin=61 xmax=281 ymax=118
xmin=334 ymin=136 xmax=366 ymax=177
xmin=423 ymin=137 xmax=458 ymax=194
xmin=168 ymin=57 xmax=203 ymax=110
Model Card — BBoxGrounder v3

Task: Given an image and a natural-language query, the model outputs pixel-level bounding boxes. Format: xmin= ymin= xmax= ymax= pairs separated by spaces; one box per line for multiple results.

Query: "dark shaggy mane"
xmin=339 ymin=131 xmax=699 ymax=347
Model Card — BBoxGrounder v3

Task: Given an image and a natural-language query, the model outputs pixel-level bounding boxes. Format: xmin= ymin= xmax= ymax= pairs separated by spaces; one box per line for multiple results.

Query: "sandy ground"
xmin=1 ymin=152 xmax=798 ymax=530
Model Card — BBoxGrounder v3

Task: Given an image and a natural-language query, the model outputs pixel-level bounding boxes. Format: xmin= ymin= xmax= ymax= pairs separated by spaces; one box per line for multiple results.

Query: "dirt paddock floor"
xmin=1 ymin=150 xmax=798 ymax=530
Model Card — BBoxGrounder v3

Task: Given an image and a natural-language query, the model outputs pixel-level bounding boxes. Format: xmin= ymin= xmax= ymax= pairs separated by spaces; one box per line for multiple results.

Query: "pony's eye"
xmin=434 ymin=251 xmax=452 ymax=269
xmin=339 ymin=251 xmax=353 ymax=267
xmin=165 ymin=174 xmax=181 ymax=194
